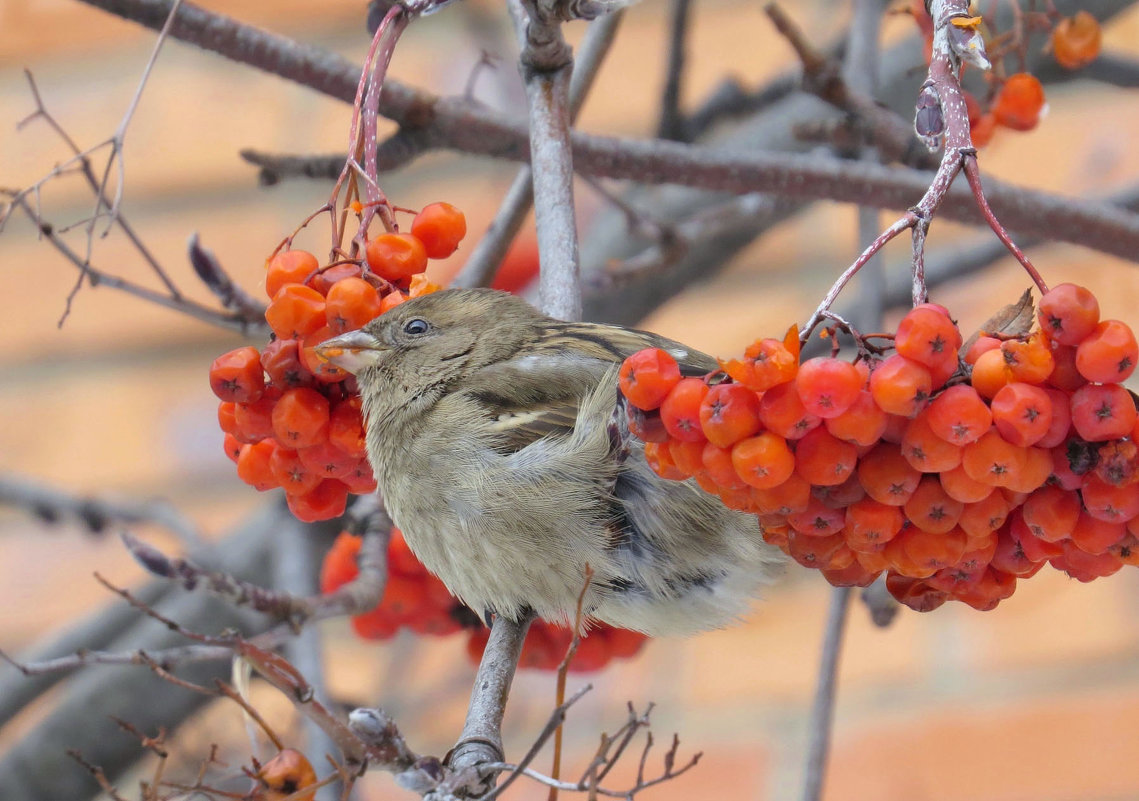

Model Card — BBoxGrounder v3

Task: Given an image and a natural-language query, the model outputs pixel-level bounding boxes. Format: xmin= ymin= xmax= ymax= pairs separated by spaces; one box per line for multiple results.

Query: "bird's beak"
xmin=314 ymin=330 xmax=387 ymax=375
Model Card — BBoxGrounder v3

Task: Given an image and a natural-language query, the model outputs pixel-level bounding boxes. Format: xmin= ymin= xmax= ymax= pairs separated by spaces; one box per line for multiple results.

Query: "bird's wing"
xmin=462 ymin=323 xmax=717 ymax=454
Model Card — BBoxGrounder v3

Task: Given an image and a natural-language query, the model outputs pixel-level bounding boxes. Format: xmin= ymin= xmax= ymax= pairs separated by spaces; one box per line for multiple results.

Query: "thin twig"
xmin=510 ymin=0 xmax=583 ymax=322
xmin=453 ymin=10 xmax=623 ymax=290
xmin=801 ymin=586 xmax=852 ymax=801
xmin=657 ymin=0 xmax=692 ymax=141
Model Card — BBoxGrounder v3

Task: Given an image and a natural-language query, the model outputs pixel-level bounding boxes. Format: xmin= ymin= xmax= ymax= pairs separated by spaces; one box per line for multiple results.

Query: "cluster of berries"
xmin=320 ymin=529 xmax=648 ymax=672
xmin=618 ymin=284 xmax=1138 ymax=612
xmin=208 ymin=203 xmax=465 ymax=521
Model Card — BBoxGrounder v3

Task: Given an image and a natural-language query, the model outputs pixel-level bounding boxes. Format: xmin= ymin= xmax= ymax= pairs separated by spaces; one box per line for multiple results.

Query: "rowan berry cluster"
xmin=320 ymin=529 xmax=648 ymax=672
xmin=208 ymin=202 xmax=464 ymax=521
xmin=619 ymin=284 xmax=1139 ymax=612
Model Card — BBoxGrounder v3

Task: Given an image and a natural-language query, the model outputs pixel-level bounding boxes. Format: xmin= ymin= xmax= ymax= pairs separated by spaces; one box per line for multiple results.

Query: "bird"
xmin=316 ymin=288 xmax=784 ymax=636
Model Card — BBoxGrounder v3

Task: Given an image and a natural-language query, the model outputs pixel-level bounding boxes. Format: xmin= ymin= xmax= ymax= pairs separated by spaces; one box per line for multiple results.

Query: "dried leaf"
xmin=961 ymin=288 xmax=1034 ymax=355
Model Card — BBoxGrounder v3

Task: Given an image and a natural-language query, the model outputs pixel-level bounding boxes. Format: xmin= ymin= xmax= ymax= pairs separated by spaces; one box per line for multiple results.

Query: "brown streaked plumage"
xmin=318 ymin=288 xmax=783 ymax=635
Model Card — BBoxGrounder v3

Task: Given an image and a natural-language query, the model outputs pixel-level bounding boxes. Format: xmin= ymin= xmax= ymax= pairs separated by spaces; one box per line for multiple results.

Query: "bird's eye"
xmin=403 ymin=318 xmax=430 ymax=336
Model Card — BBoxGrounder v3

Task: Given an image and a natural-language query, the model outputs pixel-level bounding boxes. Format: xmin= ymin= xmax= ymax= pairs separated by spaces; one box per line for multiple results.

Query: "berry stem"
xmin=962 ymin=157 xmax=1050 ymax=294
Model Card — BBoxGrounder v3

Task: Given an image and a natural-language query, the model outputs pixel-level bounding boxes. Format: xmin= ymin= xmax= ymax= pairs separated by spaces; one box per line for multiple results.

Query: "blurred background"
xmin=3 ymin=0 xmax=1139 ymax=799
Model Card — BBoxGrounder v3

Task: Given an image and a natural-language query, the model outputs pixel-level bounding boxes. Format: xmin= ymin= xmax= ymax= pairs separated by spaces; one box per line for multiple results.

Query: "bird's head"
xmin=315 ymin=288 xmax=543 ymax=386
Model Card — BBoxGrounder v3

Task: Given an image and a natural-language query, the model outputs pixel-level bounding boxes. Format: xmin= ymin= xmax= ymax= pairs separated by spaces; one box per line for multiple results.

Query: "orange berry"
xmin=820 ymin=560 xmax=881 ymax=588
xmin=325 ymin=277 xmax=383 ymax=334
xmin=869 ymin=354 xmax=932 ymax=417
xmin=904 ymin=476 xmax=964 ymax=534
xmin=320 ymin=531 xmax=361 ymax=593
xmin=939 ymin=463 xmax=994 ymax=504
xmin=1052 ymin=11 xmax=1101 ymax=70
xmin=925 ymin=384 xmax=991 ymax=445
xmin=886 ymin=573 xmax=949 ymax=612
xmin=619 ymin=348 xmax=682 ymax=411
xmin=1081 ymin=474 xmax=1139 ymax=524
xmin=732 ymin=432 xmax=795 ymax=489
xmin=990 ymin=522 xmax=1046 ymax=576
xmin=1070 ymin=383 xmax=1137 ymax=442
xmin=669 ymin=439 xmax=706 ymax=477
xmin=751 ymin=472 xmax=811 ymax=515
xmin=702 ymin=442 xmax=749 ymax=490
xmin=825 ymin=389 xmax=889 ymax=446
xmin=786 ymin=529 xmax=846 ymax=568
xmin=287 ymin=478 xmax=349 ymax=523
xmin=991 ymin=382 xmax=1053 ymax=447
xmin=899 ymin=525 xmax=967 ymax=573
xmin=328 ymin=398 xmax=367 ymax=459
xmin=299 ymin=439 xmax=357 ymax=480
xmin=411 ymin=202 xmax=467 ymax=259
xmin=237 ymin=439 xmax=279 ymax=491
xmin=269 ymin=446 xmax=323 ymax=496
xmin=1002 ymin=445 xmax=1053 ymax=494
xmin=969 ymin=347 xmax=1011 ymax=400
xmin=857 ymin=443 xmax=922 ymax=505
xmin=366 ymin=233 xmax=428 ymax=283
xmin=1002 ymin=334 xmax=1054 ymax=385
xmin=992 ymin=72 xmax=1046 ymax=132
xmin=408 ymin=273 xmax=443 ymax=298
xmin=1048 ymin=279 xmax=1100 ymax=340
xmin=795 ymin=357 xmax=862 ymax=419
xmin=1036 ymin=388 xmax=1073 ymax=449
xmin=959 ymin=489 xmax=1011 ymax=539
xmin=272 ymin=387 xmax=330 ymax=449
xmin=699 ymin=383 xmax=762 ymax=447
xmin=1070 ymin=511 xmax=1127 ymax=555
xmin=1047 ymin=342 xmax=1086 ymax=391
xmin=218 ymin=401 xmax=238 ymax=436
xmin=1075 ymin=319 xmax=1137 ymax=383
xmin=964 ymin=335 xmax=1000 ymax=365
xmin=788 ymin=497 xmax=846 ymax=537
xmin=308 ymin=262 xmax=363 ymax=296
xmin=222 ymin=432 xmax=243 ymax=464
xmin=659 ymin=377 xmax=709 ymax=442
xmin=718 ymin=337 xmax=798 ymax=392
xmin=1094 ymin=439 xmax=1139 ymax=487
xmin=341 ymin=459 xmax=377 ymax=494
xmin=844 ymin=497 xmax=905 ymax=551
xmin=1053 ymin=540 xmax=1123 ymax=582
xmin=758 ymin=381 xmax=822 ymax=440
xmin=794 ymin=426 xmax=858 ymax=487
xmin=1021 ymin=485 xmax=1078 ymax=545
xmin=265 ymin=249 xmax=319 ymax=299
xmin=233 ymin=387 xmax=281 ymax=443
xmin=210 ymin=346 xmax=265 ymax=403
xmin=266 ymin=284 xmax=326 ymax=341
xmin=378 ymin=290 xmax=407 ymax=313
xmin=962 ymin=428 xmax=1027 ymax=487
xmin=894 ymin=306 xmax=961 ymax=384
xmin=900 ymin=412 xmax=963 ymax=473
xmin=260 ymin=338 xmax=314 ymax=390
xmin=300 ymin=325 xmax=351 ymax=384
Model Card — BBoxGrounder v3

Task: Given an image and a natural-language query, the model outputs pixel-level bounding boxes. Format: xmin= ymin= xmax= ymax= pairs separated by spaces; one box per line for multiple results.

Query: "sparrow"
xmin=317 ymin=288 xmax=783 ymax=636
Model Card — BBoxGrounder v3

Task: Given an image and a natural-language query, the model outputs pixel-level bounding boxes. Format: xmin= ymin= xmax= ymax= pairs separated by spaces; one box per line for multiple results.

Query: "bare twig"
xmin=801 ymin=586 xmax=853 ymax=801
xmin=447 ymin=612 xmax=534 ymax=794
xmin=453 ymin=10 xmax=623 ymax=290
xmin=510 ymin=0 xmax=583 ymax=322
xmin=0 ymin=472 xmax=207 ymax=552
xmin=657 ymin=0 xmax=692 ymax=141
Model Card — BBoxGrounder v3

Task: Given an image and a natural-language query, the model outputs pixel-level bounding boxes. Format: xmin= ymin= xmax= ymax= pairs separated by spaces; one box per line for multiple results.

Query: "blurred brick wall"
xmin=3 ymin=1 xmax=1139 ymax=800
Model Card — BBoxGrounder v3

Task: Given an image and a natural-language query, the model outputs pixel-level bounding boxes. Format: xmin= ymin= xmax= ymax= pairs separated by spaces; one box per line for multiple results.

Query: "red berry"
xmin=411 ymin=202 xmax=467 ymax=259
xmin=619 ymin=349 xmax=682 ymax=411
xmin=210 ymin=346 xmax=265 ymax=403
